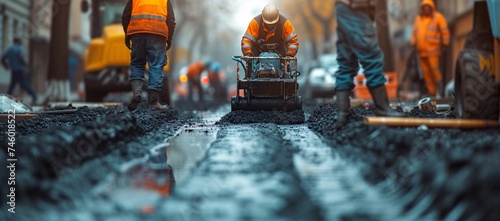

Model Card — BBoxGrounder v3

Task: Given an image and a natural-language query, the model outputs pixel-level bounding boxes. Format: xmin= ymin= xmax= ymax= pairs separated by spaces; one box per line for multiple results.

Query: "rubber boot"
xmin=148 ymin=90 xmax=170 ymax=111
xmin=335 ymin=90 xmax=351 ymax=129
xmin=127 ymin=80 xmax=143 ymax=111
xmin=369 ymin=85 xmax=406 ymax=117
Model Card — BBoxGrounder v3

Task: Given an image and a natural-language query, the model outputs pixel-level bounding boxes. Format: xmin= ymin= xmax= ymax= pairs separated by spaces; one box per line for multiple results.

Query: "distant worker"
xmin=208 ymin=63 xmax=227 ymax=101
xmin=1 ymin=37 xmax=37 ymax=104
xmin=334 ymin=0 xmax=405 ymax=128
xmin=122 ymin=0 xmax=176 ymax=111
xmin=411 ymin=0 xmax=450 ymax=97
xmin=68 ymin=54 xmax=79 ymax=91
xmin=186 ymin=61 xmax=211 ymax=102
xmin=241 ymin=4 xmax=299 ymax=57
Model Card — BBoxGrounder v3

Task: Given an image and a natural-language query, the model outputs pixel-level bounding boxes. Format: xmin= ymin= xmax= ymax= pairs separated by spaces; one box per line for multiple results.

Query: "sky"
xmin=231 ymin=1 xmax=274 ymax=33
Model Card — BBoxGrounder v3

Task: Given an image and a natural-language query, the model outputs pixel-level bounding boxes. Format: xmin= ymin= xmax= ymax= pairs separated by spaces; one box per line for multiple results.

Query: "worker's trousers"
xmin=130 ymin=33 xmax=167 ymax=92
xmin=334 ymin=3 xmax=386 ymax=91
xmin=419 ymin=55 xmax=442 ymax=96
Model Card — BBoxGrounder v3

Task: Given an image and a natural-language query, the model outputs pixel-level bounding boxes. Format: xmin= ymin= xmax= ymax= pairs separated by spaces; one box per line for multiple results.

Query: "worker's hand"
xmin=286 ymin=53 xmax=295 ymax=58
xmin=125 ymin=36 xmax=131 ymax=49
xmin=442 ymin=45 xmax=449 ymax=52
xmin=166 ymin=40 xmax=172 ymax=50
xmin=244 ymin=54 xmax=252 ymax=57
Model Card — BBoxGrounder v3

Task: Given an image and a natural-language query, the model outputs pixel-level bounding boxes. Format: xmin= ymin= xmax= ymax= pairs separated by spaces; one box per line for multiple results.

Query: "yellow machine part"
xmin=84 ymin=24 xmax=169 ymax=73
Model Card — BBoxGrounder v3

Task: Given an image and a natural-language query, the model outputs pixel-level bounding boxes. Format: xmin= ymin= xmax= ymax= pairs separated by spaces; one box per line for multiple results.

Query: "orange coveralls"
xmin=411 ymin=0 xmax=450 ymax=96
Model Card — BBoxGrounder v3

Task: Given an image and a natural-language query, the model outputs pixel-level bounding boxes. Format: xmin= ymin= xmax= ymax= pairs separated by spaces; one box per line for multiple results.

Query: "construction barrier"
xmin=354 ymin=72 xmax=398 ymax=100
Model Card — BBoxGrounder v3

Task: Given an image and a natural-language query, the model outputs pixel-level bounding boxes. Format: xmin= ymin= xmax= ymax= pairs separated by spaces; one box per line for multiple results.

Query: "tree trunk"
xmin=376 ymin=0 xmax=395 ymax=72
xmin=297 ymin=5 xmax=318 ymax=59
xmin=45 ymin=0 xmax=71 ymax=103
xmin=305 ymin=0 xmax=336 ymax=55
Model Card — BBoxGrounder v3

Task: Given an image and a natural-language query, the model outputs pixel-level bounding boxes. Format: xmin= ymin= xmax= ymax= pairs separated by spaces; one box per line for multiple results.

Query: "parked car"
xmin=304 ymin=54 xmax=338 ymax=99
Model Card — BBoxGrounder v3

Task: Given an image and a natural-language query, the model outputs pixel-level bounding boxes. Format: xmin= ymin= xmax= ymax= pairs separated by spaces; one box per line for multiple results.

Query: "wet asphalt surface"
xmin=1 ymin=98 xmax=500 ymax=221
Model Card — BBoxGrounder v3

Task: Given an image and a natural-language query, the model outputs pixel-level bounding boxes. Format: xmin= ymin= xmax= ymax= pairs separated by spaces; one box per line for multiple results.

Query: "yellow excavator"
xmin=81 ymin=0 xmax=170 ymax=104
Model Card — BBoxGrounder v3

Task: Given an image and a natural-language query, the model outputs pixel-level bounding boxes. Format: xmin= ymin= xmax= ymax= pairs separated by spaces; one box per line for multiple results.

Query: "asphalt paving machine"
xmin=231 ymin=44 xmax=302 ymax=112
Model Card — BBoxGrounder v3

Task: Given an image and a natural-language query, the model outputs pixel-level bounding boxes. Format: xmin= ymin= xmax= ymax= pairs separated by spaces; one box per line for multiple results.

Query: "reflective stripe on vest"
xmin=127 ymin=0 xmax=170 ymax=38
xmin=425 ymin=14 xmax=441 ymax=44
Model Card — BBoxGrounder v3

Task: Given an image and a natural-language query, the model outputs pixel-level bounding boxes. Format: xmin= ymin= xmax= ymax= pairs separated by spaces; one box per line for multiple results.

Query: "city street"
xmin=1 ymin=100 xmax=499 ymax=221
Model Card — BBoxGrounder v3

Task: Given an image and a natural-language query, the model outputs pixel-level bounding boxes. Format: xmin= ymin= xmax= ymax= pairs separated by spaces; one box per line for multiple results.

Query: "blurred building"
xmin=29 ymin=0 xmax=90 ymax=94
xmin=0 ymin=0 xmax=32 ymax=92
xmin=388 ymin=0 xmax=475 ymax=93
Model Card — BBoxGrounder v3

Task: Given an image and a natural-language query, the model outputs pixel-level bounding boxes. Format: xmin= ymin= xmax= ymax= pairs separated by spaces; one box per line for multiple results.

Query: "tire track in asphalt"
xmin=280 ymin=125 xmax=410 ymax=221
xmin=154 ymin=124 xmax=322 ymax=221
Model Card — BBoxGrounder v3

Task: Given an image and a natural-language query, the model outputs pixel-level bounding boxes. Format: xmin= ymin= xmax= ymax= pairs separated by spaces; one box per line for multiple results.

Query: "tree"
xmin=277 ymin=0 xmax=336 ymax=59
xmin=44 ymin=0 xmax=71 ymax=103
xmin=376 ymin=0 xmax=395 ymax=72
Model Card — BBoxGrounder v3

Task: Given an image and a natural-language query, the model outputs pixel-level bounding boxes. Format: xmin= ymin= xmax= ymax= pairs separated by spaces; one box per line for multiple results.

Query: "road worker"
xmin=241 ymin=4 xmax=299 ymax=57
xmin=334 ymin=0 xmax=405 ymax=128
xmin=186 ymin=61 xmax=211 ymax=102
xmin=2 ymin=37 xmax=37 ymax=105
xmin=122 ymin=0 xmax=176 ymax=111
xmin=411 ymin=0 xmax=450 ymax=97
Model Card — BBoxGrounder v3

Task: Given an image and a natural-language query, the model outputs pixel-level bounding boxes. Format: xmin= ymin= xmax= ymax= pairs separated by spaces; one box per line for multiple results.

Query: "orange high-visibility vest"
xmin=127 ymin=0 xmax=170 ymax=39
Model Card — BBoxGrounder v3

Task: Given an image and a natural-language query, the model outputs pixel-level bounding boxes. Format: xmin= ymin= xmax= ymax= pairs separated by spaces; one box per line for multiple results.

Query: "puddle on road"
xmin=166 ymin=126 xmax=219 ymax=184
xmin=94 ymin=105 xmax=229 ymax=213
xmin=166 ymin=104 xmax=228 ymax=184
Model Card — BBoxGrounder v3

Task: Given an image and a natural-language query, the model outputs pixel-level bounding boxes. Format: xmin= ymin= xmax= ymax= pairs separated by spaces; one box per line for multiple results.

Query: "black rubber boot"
xmin=369 ymin=85 xmax=406 ymax=117
xmin=148 ymin=90 xmax=170 ymax=111
xmin=127 ymin=80 xmax=143 ymax=111
xmin=335 ymin=90 xmax=351 ymax=129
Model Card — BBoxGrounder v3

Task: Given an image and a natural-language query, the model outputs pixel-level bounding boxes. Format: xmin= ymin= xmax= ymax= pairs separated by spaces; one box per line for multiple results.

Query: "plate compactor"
xmin=231 ymin=44 xmax=302 ymax=112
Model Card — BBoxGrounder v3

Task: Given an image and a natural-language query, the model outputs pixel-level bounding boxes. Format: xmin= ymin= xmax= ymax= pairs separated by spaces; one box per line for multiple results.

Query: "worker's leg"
xmin=419 ymin=56 xmax=437 ymax=96
xmin=146 ymin=34 xmax=167 ymax=92
xmin=334 ymin=4 xmax=360 ymax=91
xmin=336 ymin=4 xmax=403 ymax=117
xmin=130 ymin=34 xmax=147 ymax=82
xmin=334 ymin=3 xmax=361 ymax=128
xmin=16 ymin=70 xmax=37 ymax=103
xmin=128 ymin=34 xmax=147 ymax=111
xmin=197 ymin=80 xmax=204 ymax=102
xmin=188 ymin=79 xmax=194 ymax=101
xmin=428 ymin=56 xmax=442 ymax=96
xmin=336 ymin=4 xmax=385 ymax=88
xmin=7 ymin=72 xmax=18 ymax=95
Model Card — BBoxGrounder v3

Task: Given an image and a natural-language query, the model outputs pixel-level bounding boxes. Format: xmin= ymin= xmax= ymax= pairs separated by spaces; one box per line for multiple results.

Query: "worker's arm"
xmin=282 ymin=20 xmax=299 ymax=56
xmin=437 ymin=13 xmax=450 ymax=46
xmin=166 ymin=0 xmax=176 ymax=49
xmin=167 ymin=0 xmax=176 ymax=37
xmin=122 ymin=0 xmax=132 ymax=35
xmin=241 ymin=19 xmax=259 ymax=56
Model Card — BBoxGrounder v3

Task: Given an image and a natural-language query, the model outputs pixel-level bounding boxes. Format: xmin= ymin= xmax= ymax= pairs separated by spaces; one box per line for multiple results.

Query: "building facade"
xmin=0 ymin=0 xmax=32 ymax=89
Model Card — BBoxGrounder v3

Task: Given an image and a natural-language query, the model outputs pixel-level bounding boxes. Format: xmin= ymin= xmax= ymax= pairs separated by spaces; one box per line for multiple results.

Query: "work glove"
xmin=244 ymin=53 xmax=252 ymax=57
xmin=125 ymin=36 xmax=131 ymax=49
xmin=442 ymin=45 xmax=449 ymax=52
xmin=167 ymin=40 xmax=172 ymax=50
xmin=286 ymin=53 xmax=294 ymax=58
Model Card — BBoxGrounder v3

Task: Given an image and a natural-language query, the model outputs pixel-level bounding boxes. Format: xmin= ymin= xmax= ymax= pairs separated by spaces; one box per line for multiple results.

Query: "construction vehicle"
xmin=81 ymin=0 xmax=171 ymax=104
xmin=231 ymin=43 xmax=302 ymax=112
xmin=454 ymin=0 xmax=500 ymax=121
